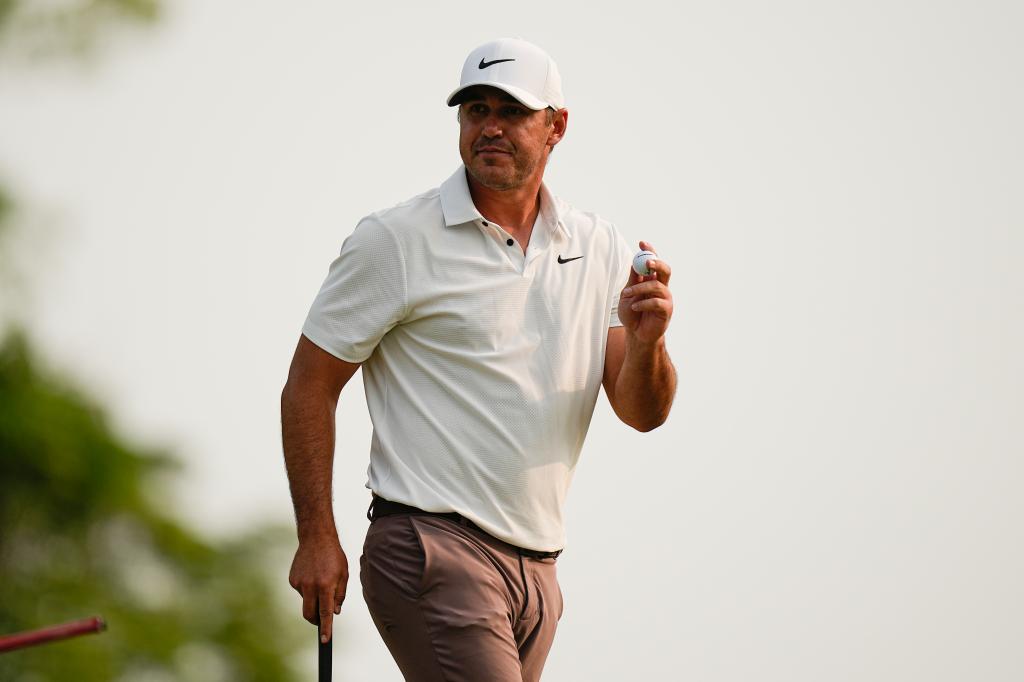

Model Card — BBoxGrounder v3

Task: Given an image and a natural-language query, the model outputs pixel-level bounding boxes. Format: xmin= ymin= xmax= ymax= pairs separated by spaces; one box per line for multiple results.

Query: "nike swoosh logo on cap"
xmin=557 ymin=255 xmax=583 ymax=264
xmin=479 ymin=57 xmax=516 ymax=69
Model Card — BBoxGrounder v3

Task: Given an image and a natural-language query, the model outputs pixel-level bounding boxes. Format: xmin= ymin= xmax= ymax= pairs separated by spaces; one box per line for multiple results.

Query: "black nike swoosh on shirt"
xmin=557 ymin=255 xmax=584 ymax=264
xmin=478 ymin=57 xmax=516 ymax=69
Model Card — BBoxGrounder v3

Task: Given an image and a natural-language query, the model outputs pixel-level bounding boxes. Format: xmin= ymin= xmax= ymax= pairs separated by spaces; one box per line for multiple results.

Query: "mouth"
xmin=475 ymin=146 xmax=513 ymax=155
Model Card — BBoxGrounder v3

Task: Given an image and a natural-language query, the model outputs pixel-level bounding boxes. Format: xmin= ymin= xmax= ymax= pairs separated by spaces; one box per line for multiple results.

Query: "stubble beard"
xmin=468 ymin=163 xmax=518 ymax=191
xmin=466 ymin=152 xmax=538 ymax=191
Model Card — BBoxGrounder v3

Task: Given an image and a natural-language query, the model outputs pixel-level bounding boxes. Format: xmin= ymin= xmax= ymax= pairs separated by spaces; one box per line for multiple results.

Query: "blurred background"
xmin=1 ymin=1 xmax=1021 ymax=680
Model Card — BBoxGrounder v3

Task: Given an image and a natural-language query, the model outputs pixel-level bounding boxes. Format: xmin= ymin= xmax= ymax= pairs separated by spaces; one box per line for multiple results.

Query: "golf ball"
xmin=632 ymin=250 xmax=657 ymax=276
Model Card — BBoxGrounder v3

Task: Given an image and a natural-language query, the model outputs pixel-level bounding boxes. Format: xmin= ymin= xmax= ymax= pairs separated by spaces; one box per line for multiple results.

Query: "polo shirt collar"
xmin=440 ymin=166 xmax=484 ymax=227
xmin=439 ymin=166 xmax=571 ymax=243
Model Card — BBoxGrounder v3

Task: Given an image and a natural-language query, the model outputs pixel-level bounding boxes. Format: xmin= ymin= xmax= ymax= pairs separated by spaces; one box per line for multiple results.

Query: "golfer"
xmin=281 ymin=38 xmax=676 ymax=681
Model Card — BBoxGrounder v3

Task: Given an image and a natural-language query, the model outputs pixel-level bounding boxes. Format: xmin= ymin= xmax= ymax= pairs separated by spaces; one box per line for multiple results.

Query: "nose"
xmin=481 ymin=111 xmax=503 ymax=138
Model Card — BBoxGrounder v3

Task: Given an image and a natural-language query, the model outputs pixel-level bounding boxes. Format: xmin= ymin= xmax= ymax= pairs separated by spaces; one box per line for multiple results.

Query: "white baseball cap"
xmin=446 ymin=38 xmax=564 ymax=111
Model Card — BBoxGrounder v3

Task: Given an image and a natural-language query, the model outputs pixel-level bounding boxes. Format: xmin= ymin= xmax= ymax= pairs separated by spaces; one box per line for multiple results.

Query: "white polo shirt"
xmin=302 ymin=166 xmax=633 ymax=551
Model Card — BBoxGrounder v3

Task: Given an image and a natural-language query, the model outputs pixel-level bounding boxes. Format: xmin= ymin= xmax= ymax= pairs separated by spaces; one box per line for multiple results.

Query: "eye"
xmin=468 ymin=103 xmax=487 ymax=116
xmin=501 ymin=106 xmax=526 ymax=118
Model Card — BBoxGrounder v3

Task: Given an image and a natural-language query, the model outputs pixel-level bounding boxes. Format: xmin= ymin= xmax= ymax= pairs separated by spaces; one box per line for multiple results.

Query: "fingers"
xmin=318 ymin=588 xmax=335 ymax=643
xmin=647 ymin=258 xmax=671 ymax=285
xmin=301 ymin=586 xmax=318 ymax=625
xmin=638 ymin=241 xmax=671 ymax=285
xmin=625 ymin=241 xmax=657 ymax=286
xmin=289 ymin=541 xmax=349 ymax=646
xmin=291 ymin=565 xmax=321 ymax=625
xmin=295 ymin=577 xmax=344 ymax=642
xmin=629 ymin=296 xmax=673 ymax=314
xmin=622 ymin=280 xmax=667 ymax=299
xmin=628 ymin=241 xmax=670 ymax=288
xmin=621 ymin=246 xmax=674 ymax=331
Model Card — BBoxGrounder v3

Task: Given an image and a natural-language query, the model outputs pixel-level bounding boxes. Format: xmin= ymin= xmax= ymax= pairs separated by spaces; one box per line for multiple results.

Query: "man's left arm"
xmin=603 ymin=240 xmax=677 ymax=431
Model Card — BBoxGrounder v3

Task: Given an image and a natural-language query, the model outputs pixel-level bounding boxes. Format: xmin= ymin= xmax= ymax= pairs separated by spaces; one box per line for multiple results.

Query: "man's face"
xmin=457 ymin=86 xmax=562 ymax=191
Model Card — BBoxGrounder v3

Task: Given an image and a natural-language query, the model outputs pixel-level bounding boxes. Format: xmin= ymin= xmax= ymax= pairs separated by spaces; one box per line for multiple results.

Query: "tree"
xmin=0 ymin=332 xmax=305 ymax=680
xmin=0 ymin=3 xmax=307 ymax=679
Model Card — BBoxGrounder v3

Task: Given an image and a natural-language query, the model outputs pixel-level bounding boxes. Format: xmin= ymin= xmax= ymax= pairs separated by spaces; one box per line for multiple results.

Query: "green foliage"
xmin=0 ymin=184 xmax=11 ymax=239
xmin=2 ymin=3 xmax=310 ymax=678
xmin=0 ymin=331 xmax=305 ymax=680
xmin=0 ymin=0 xmax=16 ymax=28
xmin=0 ymin=0 xmax=160 ymax=60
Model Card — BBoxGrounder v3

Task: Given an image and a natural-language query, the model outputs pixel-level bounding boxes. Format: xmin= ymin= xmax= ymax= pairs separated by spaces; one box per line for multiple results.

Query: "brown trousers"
xmin=360 ymin=514 xmax=563 ymax=681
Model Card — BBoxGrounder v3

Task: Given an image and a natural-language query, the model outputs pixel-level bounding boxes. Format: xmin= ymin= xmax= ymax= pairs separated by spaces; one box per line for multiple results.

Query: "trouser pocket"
xmin=361 ymin=516 xmax=428 ymax=603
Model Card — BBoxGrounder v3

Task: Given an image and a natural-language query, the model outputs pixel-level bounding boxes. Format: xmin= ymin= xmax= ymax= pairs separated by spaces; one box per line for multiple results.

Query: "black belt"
xmin=367 ymin=494 xmax=562 ymax=560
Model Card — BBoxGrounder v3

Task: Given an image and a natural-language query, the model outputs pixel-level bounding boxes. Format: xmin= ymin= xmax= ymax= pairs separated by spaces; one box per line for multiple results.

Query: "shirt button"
xmin=506 ymin=238 xmax=514 ymax=246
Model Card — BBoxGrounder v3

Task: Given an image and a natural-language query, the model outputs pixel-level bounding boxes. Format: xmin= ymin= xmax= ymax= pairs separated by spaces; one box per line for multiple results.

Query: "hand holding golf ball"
xmin=632 ymin=250 xmax=657 ymax=276
xmin=619 ymin=241 xmax=673 ymax=343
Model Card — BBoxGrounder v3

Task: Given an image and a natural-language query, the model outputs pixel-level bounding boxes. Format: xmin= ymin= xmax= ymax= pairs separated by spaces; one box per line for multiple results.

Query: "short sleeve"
xmin=301 ymin=215 xmax=408 ymax=363
xmin=608 ymin=228 xmax=634 ymax=328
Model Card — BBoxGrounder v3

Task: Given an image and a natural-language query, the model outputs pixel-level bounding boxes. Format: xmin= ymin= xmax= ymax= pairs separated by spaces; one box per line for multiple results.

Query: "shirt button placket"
xmin=511 ymin=239 xmax=526 ymax=272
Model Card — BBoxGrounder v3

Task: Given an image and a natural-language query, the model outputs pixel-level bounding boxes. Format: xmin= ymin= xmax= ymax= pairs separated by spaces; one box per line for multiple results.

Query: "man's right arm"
xmin=281 ymin=334 xmax=361 ymax=644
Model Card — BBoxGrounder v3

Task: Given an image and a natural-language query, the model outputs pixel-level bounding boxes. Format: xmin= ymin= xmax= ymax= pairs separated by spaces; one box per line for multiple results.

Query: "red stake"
xmin=0 ymin=616 xmax=107 ymax=654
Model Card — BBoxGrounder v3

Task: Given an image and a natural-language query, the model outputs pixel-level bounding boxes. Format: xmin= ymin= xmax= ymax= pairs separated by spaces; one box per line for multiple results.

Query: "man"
xmin=281 ymin=38 xmax=676 ymax=681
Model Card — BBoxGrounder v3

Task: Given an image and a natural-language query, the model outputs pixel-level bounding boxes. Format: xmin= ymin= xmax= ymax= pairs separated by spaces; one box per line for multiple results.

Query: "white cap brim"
xmin=446 ymin=81 xmax=549 ymax=111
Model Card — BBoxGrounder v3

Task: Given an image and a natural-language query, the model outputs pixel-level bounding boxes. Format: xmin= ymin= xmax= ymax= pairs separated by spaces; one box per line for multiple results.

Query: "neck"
xmin=465 ymin=169 xmax=545 ymax=245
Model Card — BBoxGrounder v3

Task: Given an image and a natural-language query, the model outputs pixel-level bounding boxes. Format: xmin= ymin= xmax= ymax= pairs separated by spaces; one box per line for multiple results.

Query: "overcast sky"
xmin=1 ymin=1 xmax=1022 ymax=680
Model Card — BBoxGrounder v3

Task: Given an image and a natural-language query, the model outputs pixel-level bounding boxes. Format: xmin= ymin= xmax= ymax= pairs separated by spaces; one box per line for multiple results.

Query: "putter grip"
xmin=318 ymin=625 xmax=331 ymax=681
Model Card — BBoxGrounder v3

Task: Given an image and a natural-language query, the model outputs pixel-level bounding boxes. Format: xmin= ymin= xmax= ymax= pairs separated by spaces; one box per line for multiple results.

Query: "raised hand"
xmin=617 ymin=240 xmax=673 ymax=346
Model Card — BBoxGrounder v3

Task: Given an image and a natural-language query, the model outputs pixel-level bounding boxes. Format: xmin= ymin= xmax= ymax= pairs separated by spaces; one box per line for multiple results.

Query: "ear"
xmin=547 ymin=108 xmax=568 ymax=147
